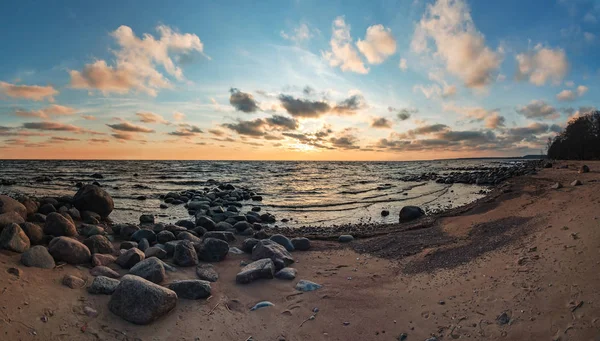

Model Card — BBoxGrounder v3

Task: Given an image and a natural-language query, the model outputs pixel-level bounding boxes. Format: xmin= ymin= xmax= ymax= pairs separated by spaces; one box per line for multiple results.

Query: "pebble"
xmin=250 ymin=301 xmax=274 ymax=311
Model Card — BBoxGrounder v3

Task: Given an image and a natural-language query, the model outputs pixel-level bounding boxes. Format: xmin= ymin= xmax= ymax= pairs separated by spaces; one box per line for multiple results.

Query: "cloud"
xmin=516 ymin=100 xmax=559 ymax=119
xmin=229 ymin=88 xmax=260 ymax=113
xmin=388 ymin=107 xmax=418 ymax=121
xmin=394 ymin=123 xmax=450 ymax=139
xmin=584 ymin=13 xmax=597 ymax=23
xmin=516 ymin=45 xmax=568 ymax=86
xmin=136 ymin=111 xmax=169 ymax=124
xmin=278 ymin=95 xmax=330 ymax=118
xmin=222 ymin=115 xmax=300 ymax=137
xmin=584 ymin=32 xmax=595 ymax=42
xmin=485 ymin=113 xmax=506 ymax=129
xmin=173 ymin=112 xmax=185 ymax=121
xmin=356 ymin=24 xmax=396 ymax=64
xmin=556 ymin=86 xmax=586 ymax=101
xmin=0 ymin=81 xmax=59 ymax=102
xmin=371 ymin=117 xmax=393 ymax=128
xmin=208 ymin=129 xmax=225 ymax=136
xmin=302 ymin=86 xmax=314 ymax=96
xmin=168 ymin=124 xmax=203 ymax=136
xmin=22 ymin=122 xmax=84 ymax=132
xmin=280 ymin=23 xmax=315 ymax=43
xmin=69 ymin=25 xmax=206 ymax=96
xmin=107 ymin=122 xmax=155 ymax=133
xmin=332 ymin=94 xmax=365 ymax=114
xmin=413 ymin=83 xmax=456 ymax=99
xmin=89 ymin=138 xmax=109 ymax=143
xmin=330 ymin=135 xmax=360 ymax=149
xmin=222 ymin=118 xmax=265 ymax=137
xmin=322 ymin=16 xmax=368 ymax=74
xmin=443 ymin=103 xmax=504 ymax=129
xmin=411 ymin=0 xmax=502 ymax=89
xmin=265 ymin=115 xmax=299 ymax=130
xmin=81 ymin=115 xmax=96 ymax=120
xmin=112 ymin=132 xmax=135 ymax=140
xmin=49 ymin=136 xmax=80 ymax=143
xmin=15 ymin=104 xmax=77 ymax=119
xmin=399 ymin=58 xmax=408 ymax=71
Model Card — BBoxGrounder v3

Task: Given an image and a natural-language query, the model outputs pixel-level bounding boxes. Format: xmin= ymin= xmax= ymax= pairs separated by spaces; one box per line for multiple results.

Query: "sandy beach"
xmin=1 ymin=161 xmax=599 ymax=341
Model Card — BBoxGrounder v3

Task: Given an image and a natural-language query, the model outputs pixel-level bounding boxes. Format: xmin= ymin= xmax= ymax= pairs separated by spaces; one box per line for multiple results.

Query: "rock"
xmin=204 ymin=231 xmax=235 ymax=242
xmin=83 ymin=235 xmax=114 ymax=254
xmin=543 ymin=162 xmax=553 ymax=168
xmin=81 ymin=210 xmax=101 ymax=224
xmin=236 ymin=258 xmax=275 ymax=284
xmin=38 ymin=203 xmax=56 ymax=215
xmin=381 ymin=210 xmax=390 ymax=216
xmin=116 ymin=248 xmax=145 ymax=269
xmin=129 ymin=257 xmax=166 ymax=284
xmin=0 ymin=195 xmax=27 ymax=220
xmin=251 ymin=195 xmax=263 ymax=201
xmin=338 ymin=235 xmax=354 ymax=243
xmin=0 ymin=223 xmax=30 ymax=252
xmin=214 ymin=221 xmax=233 ymax=231
xmin=251 ymin=206 xmax=261 ymax=212
xmin=176 ymin=231 xmax=202 ymax=243
xmin=72 ymin=185 xmax=114 ymax=218
xmin=138 ymin=238 xmax=150 ymax=252
xmin=229 ymin=247 xmax=244 ymax=254
xmin=233 ymin=221 xmax=252 ymax=233
xmin=275 ymin=267 xmax=297 ymax=280
xmin=27 ymin=213 xmax=46 ymax=224
xmin=145 ymin=246 xmax=167 ymax=259
xmin=66 ymin=207 xmax=81 ymax=220
xmin=579 ymin=165 xmax=590 ymax=173
xmin=156 ymin=230 xmax=175 ymax=244
xmin=242 ymin=238 xmax=259 ymax=253
xmin=20 ymin=198 xmax=39 ymax=216
xmin=251 ymin=240 xmax=294 ymax=270
xmin=90 ymin=266 xmax=120 ymax=278
xmin=399 ymin=206 xmax=425 ymax=223
xmin=91 ymin=173 xmax=104 ymax=179
xmin=250 ymin=301 xmax=274 ymax=311
xmin=259 ymin=213 xmax=276 ymax=223
xmin=496 ymin=312 xmax=510 ymax=325
xmin=92 ymin=254 xmax=116 ymax=267
xmin=173 ymin=240 xmax=199 ymax=267
xmin=291 ymin=237 xmax=311 ymax=251
xmin=269 ymin=234 xmax=294 ymax=252
xmin=120 ymin=241 xmax=138 ymax=250
xmin=196 ymin=264 xmax=219 ymax=282
xmin=253 ymin=230 xmax=269 ymax=239
xmin=19 ymin=222 xmax=43 ymax=245
xmin=109 ymin=275 xmax=177 ymax=325
xmin=63 ymin=274 xmax=85 ymax=289
xmin=175 ymin=220 xmax=195 ymax=230
xmin=88 ymin=275 xmax=120 ymax=295
xmin=20 ymin=245 xmax=55 ymax=268
xmin=0 ymin=212 xmax=25 ymax=229
xmin=49 ymin=237 xmax=91 ymax=264
xmin=160 ymin=204 xmax=168 ymax=209
xmin=167 ymin=280 xmax=211 ymax=300
xmin=196 ymin=238 xmax=229 ymax=262
xmin=571 ymin=180 xmax=582 ymax=186
xmin=295 ymin=279 xmax=322 ymax=292
xmin=83 ymin=306 xmax=98 ymax=318
xmin=119 ymin=224 xmax=140 ymax=239
xmin=195 ymin=216 xmax=217 ymax=230
xmin=44 ymin=212 xmax=77 ymax=237
xmin=80 ymin=224 xmax=104 ymax=237
xmin=131 ymin=229 xmax=156 ymax=243
xmin=192 ymin=226 xmax=207 ymax=236
xmin=551 ymin=182 xmax=563 ymax=189
xmin=139 ymin=214 xmax=155 ymax=224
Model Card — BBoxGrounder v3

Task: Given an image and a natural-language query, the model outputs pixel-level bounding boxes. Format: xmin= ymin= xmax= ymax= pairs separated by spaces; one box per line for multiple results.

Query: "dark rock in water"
xmin=21 ymin=245 xmax=55 ymax=268
xmin=167 ymin=280 xmax=211 ymax=300
xmin=28 ymin=213 xmax=46 ymax=224
xmin=196 ymin=238 xmax=229 ymax=262
xmin=253 ymin=230 xmax=269 ymax=239
xmin=204 ymin=231 xmax=236 ymax=242
xmin=275 ymin=267 xmax=297 ymax=280
xmin=88 ymin=275 xmax=119 ymax=295
xmin=381 ymin=210 xmax=390 ymax=217
xmin=156 ymin=230 xmax=175 ymax=244
xmin=120 ymin=241 xmax=138 ymax=250
xmin=338 ymin=235 xmax=354 ymax=243
xmin=259 ymin=213 xmax=276 ymax=223
xmin=139 ymin=214 xmax=155 ymax=225
xmin=579 ymin=165 xmax=590 ymax=173
xmin=92 ymin=254 xmax=116 ymax=267
xmin=173 ymin=240 xmax=199 ymax=267
xmin=90 ymin=265 xmax=120 ymax=278
xmin=63 ymin=274 xmax=85 ymax=289
xmin=291 ymin=237 xmax=311 ymax=251
xmin=571 ymin=179 xmax=583 ymax=186
xmin=38 ymin=203 xmax=56 ymax=215
xmin=75 ymin=182 xmax=83 ymax=188
xmin=543 ymin=162 xmax=553 ymax=168
xmin=0 ymin=195 xmax=27 ymax=220
xmin=242 ymin=238 xmax=259 ymax=253
xmin=0 ymin=223 xmax=30 ymax=253
xmin=196 ymin=264 xmax=219 ymax=282
xmin=138 ymin=238 xmax=150 ymax=252
xmin=233 ymin=221 xmax=252 ymax=233
xmin=44 ymin=212 xmax=77 ymax=237
xmin=175 ymin=220 xmax=195 ymax=230
xmin=195 ymin=216 xmax=216 ymax=230
xmin=251 ymin=206 xmax=261 ymax=212
xmin=109 ymin=275 xmax=177 ymax=325
xmin=551 ymin=182 xmax=562 ymax=189
xmin=80 ymin=224 xmax=104 ymax=237
xmin=116 ymin=248 xmax=145 ymax=269
xmin=72 ymin=185 xmax=114 ymax=218
xmin=236 ymin=258 xmax=275 ymax=284
xmin=269 ymin=234 xmax=294 ymax=252
xmin=83 ymin=235 xmax=114 ymax=254
xmin=131 ymin=229 xmax=157 ymax=243
xmin=48 ymin=237 xmax=91 ymax=264
xmin=19 ymin=222 xmax=44 ymax=245
xmin=91 ymin=173 xmax=104 ymax=179
xmin=295 ymin=279 xmax=322 ymax=292
xmin=251 ymin=195 xmax=263 ymax=201
xmin=399 ymin=206 xmax=425 ymax=223
xmin=129 ymin=257 xmax=166 ymax=284
xmin=176 ymin=231 xmax=202 ymax=244
xmin=251 ymin=240 xmax=294 ymax=270
xmin=145 ymin=246 xmax=167 ymax=259
xmin=160 ymin=204 xmax=168 ymax=209
xmin=136 ymin=196 xmax=147 ymax=201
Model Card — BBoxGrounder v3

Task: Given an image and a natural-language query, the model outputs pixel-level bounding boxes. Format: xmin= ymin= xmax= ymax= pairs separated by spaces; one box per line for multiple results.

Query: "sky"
xmin=0 ymin=0 xmax=598 ymax=160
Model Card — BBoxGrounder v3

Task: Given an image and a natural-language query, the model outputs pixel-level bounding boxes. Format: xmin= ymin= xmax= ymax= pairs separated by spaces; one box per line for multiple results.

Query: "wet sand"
xmin=1 ymin=161 xmax=599 ymax=340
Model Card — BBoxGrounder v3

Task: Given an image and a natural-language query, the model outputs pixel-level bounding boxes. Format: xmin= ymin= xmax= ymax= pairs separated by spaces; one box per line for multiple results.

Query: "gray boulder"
xmin=0 ymin=223 xmax=30 ymax=253
xmin=145 ymin=246 xmax=167 ymax=259
xmin=138 ymin=238 xmax=150 ymax=252
xmin=44 ymin=212 xmax=77 ymax=237
xmin=21 ymin=245 xmax=55 ymax=268
xmin=92 ymin=254 xmax=117 ymax=267
xmin=242 ymin=238 xmax=259 ymax=253
xmin=233 ymin=221 xmax=252 ymax=232
xmin=156 ymin=230 xmax=175 ymax=244
xmin=291 ymin=237 xmax=311 ymax=251
xmin=19 ymin=222 xmax=44 ymax=245
xmin=88 ymin=275 xmax=120 ymax=295
xmin=251 ymin=239 xmax=294 ymax=270
xmin=129 ymin=257 xmax=166 ymax=284
xmin=139 ymin=214 xmax=155 ymax=224
xmin=176 ymin=231 xmax=202 ymax=243
xmin=269 ymin=234 xmax=294 ymax=252
xmin=275 ymin=267 xmax=297 ymax=280
xmin=90 ymin=265 xmax=120 ymax=278
xmin=38 ymin=203 xmax=56 ymax=215
xmin=338 ymin=235 xmax=354 ymax=243
xmin=167 ymin=280 xmax=211 ymax=299
xmin=131 ymin=229 xmax=156 ymax=243
xmin=72 ymin=185 xmax=114 ymax=218
xmin=48 ymin=237 xmax=91 ymax=264
xmin=196 ymin=238 xmax=229 ymax=262
xmin=236 ymin=258 xmax=275 ymax=284
xmin=196 ymin=264 xmax=219 ymax=282
xmin=173 ymin=240 xmax=199 ymax=267
xmin=195 ymin=216 xmax=216 ymax=230
xmin=116 ymin=248 xmax=145 ymax=269
xmin=204 ymin=231 xmax=235 ymax=242
xmin=108 ymin=275 xmax=177 ymax=325
xmin=83 ymin=235 xmax=114 ymax=254
xmin=399 ymin=206 xmax=425 ymax=223
xmin=80 ymin=224 xmax=104 ymax=237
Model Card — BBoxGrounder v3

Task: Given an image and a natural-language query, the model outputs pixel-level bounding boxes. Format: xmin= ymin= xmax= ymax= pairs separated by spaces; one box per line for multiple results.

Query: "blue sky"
xmin=0 ymin=0 xmax=598 ymax=160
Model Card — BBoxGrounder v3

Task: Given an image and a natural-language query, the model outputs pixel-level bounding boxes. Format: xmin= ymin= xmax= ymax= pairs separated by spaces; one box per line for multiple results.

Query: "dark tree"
xmin=547 ymin=110 xmax=600 ymax=160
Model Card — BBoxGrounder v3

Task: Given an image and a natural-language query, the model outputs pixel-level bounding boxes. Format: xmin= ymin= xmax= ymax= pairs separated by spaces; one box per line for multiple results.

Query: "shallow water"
xmin=0 ymin=159 xmax=526 ymax=227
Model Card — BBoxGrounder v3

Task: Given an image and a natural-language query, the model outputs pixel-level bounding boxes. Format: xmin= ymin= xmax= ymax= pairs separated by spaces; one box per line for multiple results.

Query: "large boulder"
xmin=195 ymin=216 xmax=216 ymax=230
xmin=291 ymin=237 xmax=311 ymax=251
xmin=236 ymin=258 xmax=275 ymax=284
xmin=0 ymin=223 xmax=30 ymax=253
xmin=269 ymin=234 xmax=294 ymax=252
xmin=0 ymin=195 xmax=27 ymax=220
xmin=251 ymin=240 xmax=294 ymax=270
xmin=109 ymin=275 xmax=177 ymax=325
xmin=173 ymin=240 xmax=198 ymax=267
xmin=116 ymin=248 xmax=145 ymax=269
xmin=19 ymin=222 xmax=44 ymax=245
xmin=167 ymin=280 xmax=211 ymax=300
xmin=48 ymin=237 xmax=91 ymax=264
xmin=88 ymin=276 xmax=120 ymax=295
xmin=0 ymin=212 xmax=25 ymax=230
xmin=131 ymin=229 xmax=157 ymax=244
xmin=129 ymin=257 xmax=166 ymax=284
xmin=176 ymin=231 xmax=202 ymax=244
xmin=156 ymin=230 xmax=175 ymax=244
xmin=21 ymin=245 xmax=55 ymax=268
xmin=44 ymin=212 xmax=77 ymax=237
xmin=196 ymin=238 xmax=229 ymax=262
xmin=72 ymin=185 xmax=114 ymax=218
xmin=83 ymin=235 xmax=114 ymax=254
xmin=242 ymin=238 xmax=259 ymax=253
xmin=90 ymin=266 xmax=120 ymax=278
xmin=399 ymin=206 xmax=425 ymax=223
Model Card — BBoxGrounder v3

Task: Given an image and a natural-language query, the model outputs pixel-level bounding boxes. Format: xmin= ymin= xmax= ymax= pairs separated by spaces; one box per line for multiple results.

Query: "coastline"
xmin=1 ymin=160 xmax=599 ymax=340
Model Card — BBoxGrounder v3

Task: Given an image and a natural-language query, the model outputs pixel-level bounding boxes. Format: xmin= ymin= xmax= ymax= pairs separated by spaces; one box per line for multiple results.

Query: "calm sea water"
xmin=0 ymin=160 xmax=525 ymax=227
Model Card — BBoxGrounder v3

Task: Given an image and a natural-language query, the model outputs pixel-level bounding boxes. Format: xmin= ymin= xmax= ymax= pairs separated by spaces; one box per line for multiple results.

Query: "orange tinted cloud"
xmin=15 ymin=104 xmax=77 ymax=119
xmin=0 ymin=81 xmax=58 ymax=101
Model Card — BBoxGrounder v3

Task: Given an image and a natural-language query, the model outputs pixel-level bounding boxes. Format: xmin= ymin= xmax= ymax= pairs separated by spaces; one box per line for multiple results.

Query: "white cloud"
xmin=0 ymin=81 xmax=58 ymax=102
xmin=322 ymin=17 xmax=369 ymax=74
xmin=15 ymin=104 xmax=77 ymax=119
xmin=70 ymin=25 xmax=206 ymax=96
xmin=555 ymin=85 xmax=588 ymax=102
xmin=411 ymin=0 xmax=502 ymax=89
xmin=280 ymin=23 xmax=315 ymax=43
xmin=515 ymin=45 xmax=568 ymax=86
xmin=414 ymin=83 xmax=456 ymax=99
xmin=399 ymin=58 xmax=408 ymax=71
xmin=356 ymin=24 xmax=397 ymax=64
xmin=565 ymin=80 xmax=574 ymax=87
xmin=173 ymin=112 xmax=185 ymax=121
xmin=584 ymin=13 xmax=597 ymax=23
xmin=577 ymin=85 xmax=588 ymax=96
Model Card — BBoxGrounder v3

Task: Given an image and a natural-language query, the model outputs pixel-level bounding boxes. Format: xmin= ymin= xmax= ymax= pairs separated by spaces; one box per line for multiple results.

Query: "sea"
xmin=0 ymin=159 xmax=528 ymax=227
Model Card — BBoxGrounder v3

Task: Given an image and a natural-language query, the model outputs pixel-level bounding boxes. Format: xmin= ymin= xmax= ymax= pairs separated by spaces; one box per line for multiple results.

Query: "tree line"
xmin=547 ymin=110 xmax=600 ymax=160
